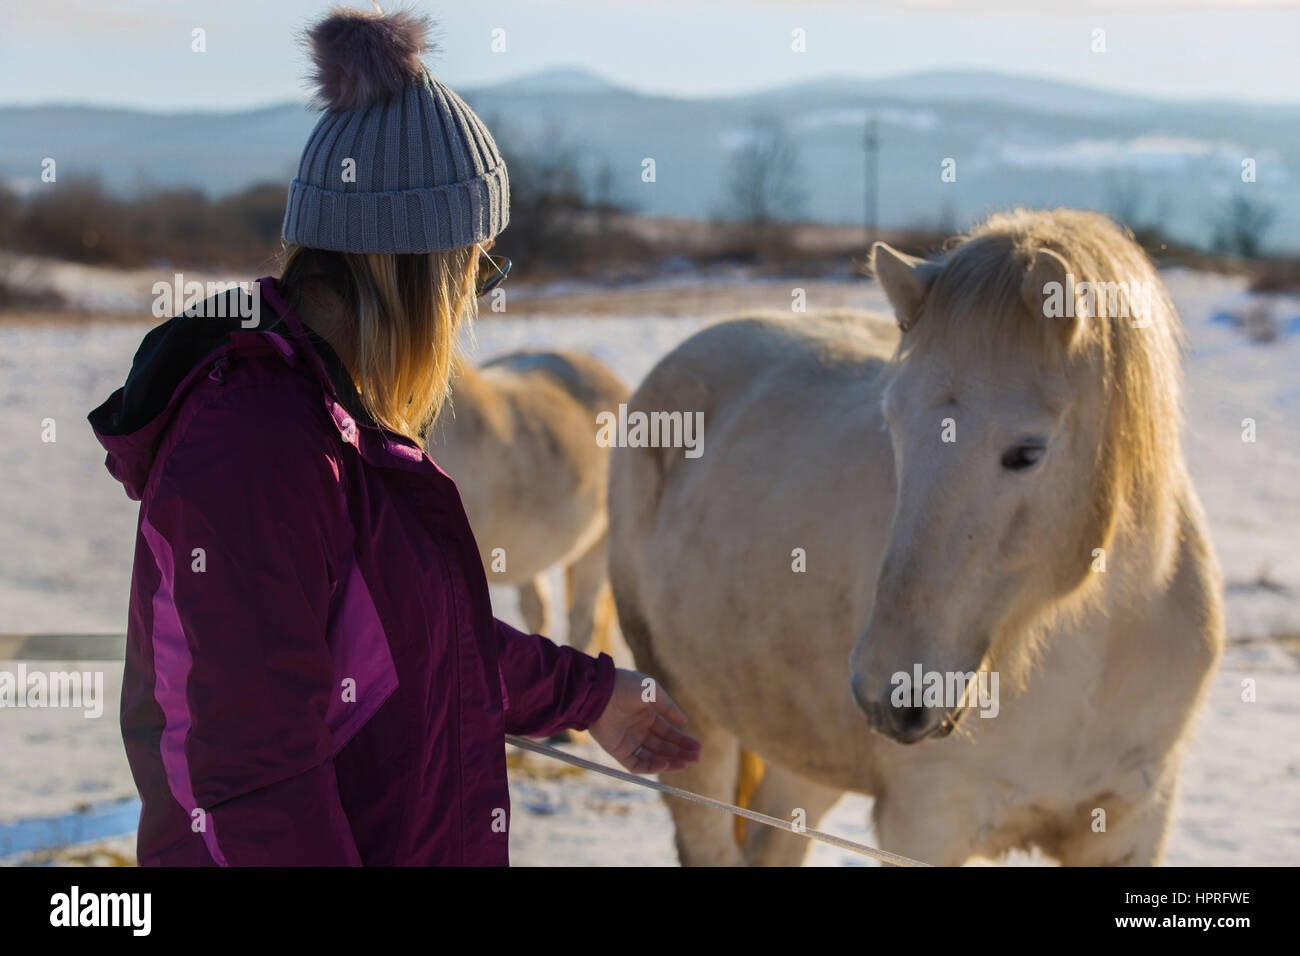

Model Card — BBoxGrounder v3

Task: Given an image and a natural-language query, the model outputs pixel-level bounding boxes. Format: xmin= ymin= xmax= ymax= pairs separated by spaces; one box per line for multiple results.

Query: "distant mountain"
xmin=744 ymin=70 xmax=1161 ymax=118
xmin=0 ymin=102 xmax=310 ymax=197
xmin=490 ymin=67 xmax=621 ymax=94
xmin=765 ymin=69 xmax=1300 ymax=122
xmin=2 ymin=69 xmax=1296 ymax=251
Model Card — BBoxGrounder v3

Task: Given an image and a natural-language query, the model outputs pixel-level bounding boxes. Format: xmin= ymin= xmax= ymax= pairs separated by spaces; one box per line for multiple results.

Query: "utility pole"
xmin=863 ymin=115 xmax=879 ymax=251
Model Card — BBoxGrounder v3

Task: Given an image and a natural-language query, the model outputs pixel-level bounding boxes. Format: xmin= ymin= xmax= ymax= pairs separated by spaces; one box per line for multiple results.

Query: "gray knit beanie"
xmin=282 ymin=7 xmax=509 ymax=254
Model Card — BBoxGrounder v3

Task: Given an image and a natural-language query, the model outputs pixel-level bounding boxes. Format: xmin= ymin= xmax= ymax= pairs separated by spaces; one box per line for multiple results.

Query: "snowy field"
xmin=1 ymin=270 xmax=1298 ymax=865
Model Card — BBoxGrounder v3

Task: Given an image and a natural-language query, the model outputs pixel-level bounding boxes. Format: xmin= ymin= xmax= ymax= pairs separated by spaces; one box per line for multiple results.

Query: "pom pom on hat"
xmin=306 ymin=5 xmax=435 ymax=112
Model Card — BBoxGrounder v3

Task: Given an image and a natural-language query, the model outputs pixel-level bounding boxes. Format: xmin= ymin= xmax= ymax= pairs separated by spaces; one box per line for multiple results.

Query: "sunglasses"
xmin=475 ymin=245 xmax=512 ymax=297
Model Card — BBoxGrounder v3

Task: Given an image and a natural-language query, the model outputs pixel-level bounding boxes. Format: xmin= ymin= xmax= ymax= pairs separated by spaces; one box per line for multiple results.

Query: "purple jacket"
xmin=88 ymin=277 xmax=616 ymax=866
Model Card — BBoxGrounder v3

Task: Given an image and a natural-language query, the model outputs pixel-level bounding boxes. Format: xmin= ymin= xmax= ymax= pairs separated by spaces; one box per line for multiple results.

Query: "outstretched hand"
xmin=589 ymin=668 xmax=702 ymax=773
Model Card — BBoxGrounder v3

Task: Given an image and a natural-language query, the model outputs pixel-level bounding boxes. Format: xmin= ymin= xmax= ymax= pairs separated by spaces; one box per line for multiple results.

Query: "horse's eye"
xmin=1001 ymin=443 xmax=1046 ymax=471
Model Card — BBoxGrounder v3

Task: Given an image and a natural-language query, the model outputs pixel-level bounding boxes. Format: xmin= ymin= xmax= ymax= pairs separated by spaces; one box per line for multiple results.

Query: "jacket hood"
xmin=88 ymin=277 xmax=359 ymax=500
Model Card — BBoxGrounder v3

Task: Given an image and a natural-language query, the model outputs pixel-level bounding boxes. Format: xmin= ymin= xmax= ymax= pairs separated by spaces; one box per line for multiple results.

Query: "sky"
xmin=1 ymin=0 xmax=1298 ymax=111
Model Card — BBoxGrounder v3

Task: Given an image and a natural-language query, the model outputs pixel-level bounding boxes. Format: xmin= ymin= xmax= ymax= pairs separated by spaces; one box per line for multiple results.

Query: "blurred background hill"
xmin=1 ymin=67 xmax=1297 ymax=276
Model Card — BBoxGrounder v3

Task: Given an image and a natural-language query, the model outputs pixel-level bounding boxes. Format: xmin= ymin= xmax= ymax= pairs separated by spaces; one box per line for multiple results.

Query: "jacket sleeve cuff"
xmin=571 ymin=651 xmax=617 ymax=730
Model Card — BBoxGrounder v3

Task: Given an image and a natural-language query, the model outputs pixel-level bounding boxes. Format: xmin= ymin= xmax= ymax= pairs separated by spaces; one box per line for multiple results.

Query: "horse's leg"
xmin=662 ymin=709 xmax=747 ymax=866
xmin=517 ymin=574 xmax=551 ymax=637
xmin=741 ymin=761 xmax=845 ymax=866
xmin=609 ymin=569 xmax=741 ymax=864
xmin=516 ymin=573 xmax=573 ymax=742
xmin=555 ymin=534 xmax=615 ymax=749
xmin=564 ymin=531 xmax=615 ymax=660
xmin=1052 ymin=783 xmax=1176 ymax=866
xmin=872 ymin=775 xmax=978 ymax=866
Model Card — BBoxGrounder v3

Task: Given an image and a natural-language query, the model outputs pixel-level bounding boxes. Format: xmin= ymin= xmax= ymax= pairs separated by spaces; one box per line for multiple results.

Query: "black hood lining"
xmin=95 ymin=284 xmax=371 ymax=437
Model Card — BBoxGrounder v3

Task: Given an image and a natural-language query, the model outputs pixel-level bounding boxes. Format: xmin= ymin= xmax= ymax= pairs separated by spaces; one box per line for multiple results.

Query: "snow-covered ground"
xmin=1 ymin=270 xmax=1298 ymax=865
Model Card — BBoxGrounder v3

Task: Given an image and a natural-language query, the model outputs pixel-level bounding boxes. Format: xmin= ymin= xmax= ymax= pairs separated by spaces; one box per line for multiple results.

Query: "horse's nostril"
xmin=894 ymin=705 xmax=928 ymax=733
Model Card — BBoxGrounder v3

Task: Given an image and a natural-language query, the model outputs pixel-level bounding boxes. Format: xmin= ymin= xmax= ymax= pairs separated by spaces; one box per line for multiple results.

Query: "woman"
xmin=88 ymin=7 xmax=699 ymax=866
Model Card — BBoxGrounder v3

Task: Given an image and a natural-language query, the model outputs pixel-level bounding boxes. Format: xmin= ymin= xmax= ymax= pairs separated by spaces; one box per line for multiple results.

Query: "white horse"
xmin=608 ymin=208 xmax=1223 ymax=865
xmin=428 ymin=350 xmax=628 ymax=659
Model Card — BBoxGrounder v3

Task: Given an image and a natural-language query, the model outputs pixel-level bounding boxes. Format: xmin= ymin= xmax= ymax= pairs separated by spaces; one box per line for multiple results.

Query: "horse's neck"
xmin=1125 ymin=459 xmax=1186 ymax=577
xmin=441 ymin=360 xmax=508 ymax=442
xmin=453 ymin=357 xmax=484 ymax=388
xmin=448 ymin=361 xmax=489 ymax=415
xmin=1025 ymin=467 xmax=1213 ymax=755
xmin=1078 ymin=462 xmax=1188 ymax=632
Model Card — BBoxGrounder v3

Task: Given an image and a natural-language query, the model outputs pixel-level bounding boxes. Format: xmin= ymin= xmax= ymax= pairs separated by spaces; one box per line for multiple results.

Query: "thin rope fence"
xmin=505 ymin=734 xmax=930 ymax=867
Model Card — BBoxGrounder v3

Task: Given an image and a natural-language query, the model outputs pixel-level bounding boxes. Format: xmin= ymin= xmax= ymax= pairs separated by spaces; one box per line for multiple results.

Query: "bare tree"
xmin=1212 ymin=194 xmax=1277 ymax=258
xmin=1104 ymin=170 xmax=1144 ymax=231
xmin=0 ymin=181 xmax=14 ymax=250
xmin=725 ymin=116 xmax=806 ymax=226
xmin=593 ymin=159 xmax=616 ymax=236
xmin=936 ymin=198 xmax=959 ymax=236
xmin=491 ymin=116 xmax=588 ymax=269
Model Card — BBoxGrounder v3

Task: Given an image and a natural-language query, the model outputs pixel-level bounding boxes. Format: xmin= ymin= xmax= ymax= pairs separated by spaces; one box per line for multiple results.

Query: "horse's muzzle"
xmin=850 ymin=675 xmax=965 ymax=744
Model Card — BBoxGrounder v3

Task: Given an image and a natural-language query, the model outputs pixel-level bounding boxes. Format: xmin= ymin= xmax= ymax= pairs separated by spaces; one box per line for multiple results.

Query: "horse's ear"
xmin=871 ymin=242 xmax=939 ymax=332
xmin=1021 ymin=248 xmax=1081 ymax=345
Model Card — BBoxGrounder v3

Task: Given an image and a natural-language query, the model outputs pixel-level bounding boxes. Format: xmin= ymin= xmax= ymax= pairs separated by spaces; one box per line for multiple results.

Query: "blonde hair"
xmin=278 ymin=244 xmax=478 ymax=441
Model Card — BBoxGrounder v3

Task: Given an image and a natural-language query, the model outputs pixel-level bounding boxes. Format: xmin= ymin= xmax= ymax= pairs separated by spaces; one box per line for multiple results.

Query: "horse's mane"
xmin=904 ymin=207 xmax=1186 ymax=563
